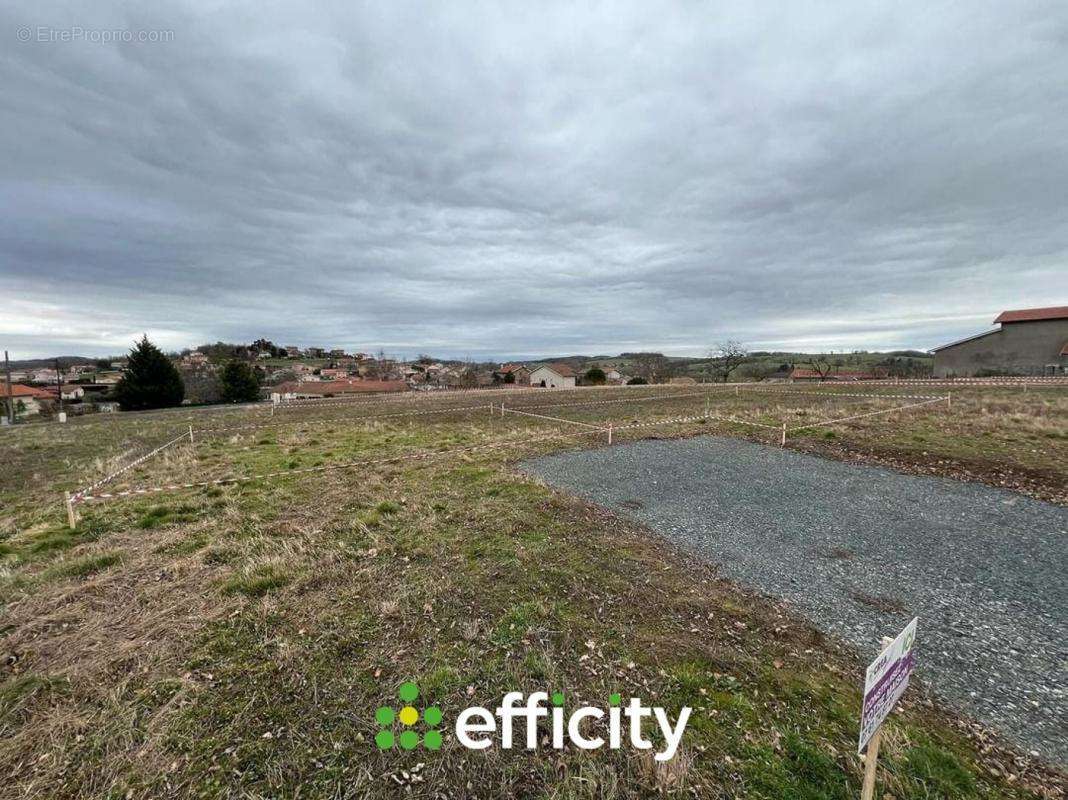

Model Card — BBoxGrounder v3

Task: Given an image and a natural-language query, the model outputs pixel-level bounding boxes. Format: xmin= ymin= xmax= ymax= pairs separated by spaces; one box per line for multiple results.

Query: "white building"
xmin=529 ymin=364 xmax=576 ymax=389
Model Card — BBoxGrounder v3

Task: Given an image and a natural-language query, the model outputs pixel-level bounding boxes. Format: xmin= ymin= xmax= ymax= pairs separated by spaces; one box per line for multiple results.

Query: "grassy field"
xmin=1 ymin=385 xmax=1064 ymax=798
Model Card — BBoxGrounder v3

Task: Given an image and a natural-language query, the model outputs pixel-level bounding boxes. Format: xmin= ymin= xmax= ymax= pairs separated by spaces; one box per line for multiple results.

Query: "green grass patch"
xmin=0 ymin=674 xmax=70 ymax=725
xmin=899 ymin=739 xmax=977 ymax=798
xmin=137 ymin=504 xmax=199 ymax=529
xmin=220 ymin=563 xmax=291 ymax=597
xmin=40 ymin=551 xmax=122 ymax=581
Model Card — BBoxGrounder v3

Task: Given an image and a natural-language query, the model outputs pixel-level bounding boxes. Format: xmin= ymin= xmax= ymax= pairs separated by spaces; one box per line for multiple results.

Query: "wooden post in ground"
xmin=607 ymin=423 xmax=613 ymax=445
xmin=188 ymin=425 xmax=194 ymax=444
xmin=860 ymin=636 xmax=896 ymax=800
xmin=780 ymin=423 xmax=787 ymax=447
xmin=947 ymin=392 xmax=952 ymax=410
xmin=64 ymin=492 xmax=77 ymax=530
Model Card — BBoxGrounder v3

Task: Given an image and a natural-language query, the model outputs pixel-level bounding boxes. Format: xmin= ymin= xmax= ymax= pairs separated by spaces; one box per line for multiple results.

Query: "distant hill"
xmin=4 ymin=356 xmax=108 ymax=370
xmin=514 ymin=349 xmax=933 ymax=381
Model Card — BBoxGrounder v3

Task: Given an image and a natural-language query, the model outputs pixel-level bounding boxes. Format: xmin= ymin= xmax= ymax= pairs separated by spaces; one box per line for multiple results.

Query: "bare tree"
xmin=708 ymin=340 xmax=749 ymax=382
xmin=805 ymin=356 xmax=835 ymax=382
xmin=630 ymin=352 xmax=675 ymax=383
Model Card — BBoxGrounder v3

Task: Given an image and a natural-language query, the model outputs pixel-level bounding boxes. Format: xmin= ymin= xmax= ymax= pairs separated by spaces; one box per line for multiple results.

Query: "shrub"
xmin=584 ymin=368 xmax=606 ymax=385
xmin=113 ymin=335 xmax=184 ymax=411
xmin=219 ymin=360 xmax=261 ymax=403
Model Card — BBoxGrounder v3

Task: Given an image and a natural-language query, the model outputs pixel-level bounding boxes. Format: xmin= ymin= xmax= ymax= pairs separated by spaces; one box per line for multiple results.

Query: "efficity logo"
xmin=375 ymin=682 xmax=691 ymax=762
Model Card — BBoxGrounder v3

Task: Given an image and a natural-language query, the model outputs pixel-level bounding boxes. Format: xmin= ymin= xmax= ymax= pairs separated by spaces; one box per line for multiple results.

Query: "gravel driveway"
xmin=521 ymin=436 xmax=1067 ymax=765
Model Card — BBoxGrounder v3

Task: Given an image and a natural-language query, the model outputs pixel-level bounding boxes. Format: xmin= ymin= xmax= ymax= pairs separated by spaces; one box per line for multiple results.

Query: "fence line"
xmin=501 ymin=390 xmax=709 ymax=412
xmin=71 ymin=428 xmax=193 ymax=501
xmin=500 ymin=405 xmax=608 ymax=431
xmin=270 ymin=382 xmax=686 ymax=412
xmin=273 ymin=384 xmax=563 ymax=410
xmin=864 ymin=377 xmax=1068 ymax=386
xmin=787 ymin=396 xmax=948 ymax=433
xmin=72 ymin=426 xmax=605 ymax=504
xmin=722 ymin=388 xmax=944 ymax=401
xmin=61 ymin=388 xmax=955 ymax=521
xmin=194 ymin=403 xmax=493 ymax=435
xmin=611 ymin=411 xmax=782 ymax=432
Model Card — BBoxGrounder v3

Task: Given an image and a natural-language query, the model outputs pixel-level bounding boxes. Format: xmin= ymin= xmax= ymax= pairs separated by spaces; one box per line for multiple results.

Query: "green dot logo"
xmin=375 ymin=681 xmax=444 ymax=750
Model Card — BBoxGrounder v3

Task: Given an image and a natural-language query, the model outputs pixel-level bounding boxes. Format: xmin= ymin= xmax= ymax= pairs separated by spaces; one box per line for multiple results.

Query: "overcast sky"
xmin=2 ymin=2 xmax=1066 ymax=360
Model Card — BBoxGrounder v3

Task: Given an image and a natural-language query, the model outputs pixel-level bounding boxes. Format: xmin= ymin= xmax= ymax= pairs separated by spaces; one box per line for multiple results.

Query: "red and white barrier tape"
xmin=724 ymin=388 xmax=944 ymax=400
xmin=787 ymin=396 xmax=948 ymax=433
xmin=500 ymin=406 xmax=608 ymax=430
xmin=500 ymin=390 xmax=708 ymax=411
xmin=71 ymin=429 xmax=192 ymax=501
xmin=275 ymin=386 xmax=538 ymax=409
xmin=612 ymin=412 xmax=781 ymax=432
xmin=73 ymin=426 xmax=604 ymax=503
xmin=195 ymin=403 xmax=492 ymax=435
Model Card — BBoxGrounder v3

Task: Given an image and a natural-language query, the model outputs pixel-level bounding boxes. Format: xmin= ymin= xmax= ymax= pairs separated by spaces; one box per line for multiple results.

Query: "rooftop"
xmin=1 ymin=383 xmax=56 ymax=399
xmin=993 ymin=306 xmax=1068 ymax=324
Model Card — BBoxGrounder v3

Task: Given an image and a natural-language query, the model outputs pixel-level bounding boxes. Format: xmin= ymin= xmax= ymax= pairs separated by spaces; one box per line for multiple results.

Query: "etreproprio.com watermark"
xmin=16 ymin=26 xmax=174 ymax=44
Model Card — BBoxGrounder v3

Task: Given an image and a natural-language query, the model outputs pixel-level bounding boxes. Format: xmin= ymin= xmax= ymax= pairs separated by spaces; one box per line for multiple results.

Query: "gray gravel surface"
xmin=522 ymin=436 xmax=1067 ymax=765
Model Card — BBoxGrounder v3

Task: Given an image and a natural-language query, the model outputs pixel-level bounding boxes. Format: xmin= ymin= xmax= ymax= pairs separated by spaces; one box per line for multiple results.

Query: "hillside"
xmin=520 ymin=350 xmax=933 ymax=381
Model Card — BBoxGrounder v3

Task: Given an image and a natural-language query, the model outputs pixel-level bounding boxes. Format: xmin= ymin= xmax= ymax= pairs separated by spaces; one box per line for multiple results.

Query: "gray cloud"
xmin=2 ymin=1 xmax=1066 ymax=359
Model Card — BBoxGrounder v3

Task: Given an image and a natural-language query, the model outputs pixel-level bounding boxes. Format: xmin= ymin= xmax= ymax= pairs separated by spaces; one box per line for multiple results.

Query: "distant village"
xmin=0 ymin=337 xmax=914 ymax=423
xmin=4 ymin=304 xmax=1065 ymax=421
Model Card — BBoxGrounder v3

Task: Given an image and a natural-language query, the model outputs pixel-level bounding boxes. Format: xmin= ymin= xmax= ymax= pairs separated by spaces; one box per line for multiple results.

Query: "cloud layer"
xmin=2 ymin=2 xmax=1066 ymax=359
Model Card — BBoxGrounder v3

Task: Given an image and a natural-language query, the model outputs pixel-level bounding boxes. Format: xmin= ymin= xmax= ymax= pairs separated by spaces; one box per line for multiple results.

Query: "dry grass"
xmin=0 ymin=385 xmax=1064 ymax=799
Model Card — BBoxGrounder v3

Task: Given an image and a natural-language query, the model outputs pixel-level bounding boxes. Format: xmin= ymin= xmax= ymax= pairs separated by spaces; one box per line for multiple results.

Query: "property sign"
xmin=858 ymin=617 xmax=918 ymax=753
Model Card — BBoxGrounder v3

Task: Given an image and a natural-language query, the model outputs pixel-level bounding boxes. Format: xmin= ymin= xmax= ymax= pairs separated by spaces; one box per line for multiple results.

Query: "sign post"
xmin=858 ymin=618 xmax=918 ymax=800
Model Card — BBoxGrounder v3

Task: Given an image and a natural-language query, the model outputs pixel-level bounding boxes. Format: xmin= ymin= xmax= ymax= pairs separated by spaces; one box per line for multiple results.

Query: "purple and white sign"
xmin=858 ymin=617 xmax=918 ymax=753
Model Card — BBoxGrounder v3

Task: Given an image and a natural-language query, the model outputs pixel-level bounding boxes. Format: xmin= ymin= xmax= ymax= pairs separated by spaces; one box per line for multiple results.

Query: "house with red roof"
xmin=498 ymin=363 xmax=531 ymax=384
xmin=1 ymin=384 xmax=56 ymax=417
xmin=932 ymin=305 xmax=1068 ymax=377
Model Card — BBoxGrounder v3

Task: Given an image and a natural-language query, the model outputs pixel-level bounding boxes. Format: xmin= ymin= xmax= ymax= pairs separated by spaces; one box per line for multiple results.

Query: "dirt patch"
xmin=788 ymin=439 xmax=1068 ymax=506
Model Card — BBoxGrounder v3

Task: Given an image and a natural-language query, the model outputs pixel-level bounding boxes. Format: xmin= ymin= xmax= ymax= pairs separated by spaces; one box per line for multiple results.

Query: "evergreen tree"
xmin=113 ymin=335 xmax=185 ymax=411
xmin=584 ymin=367 xmax=607 ymax=385
xmin=219 ymin=360 xmax=261 ymax=403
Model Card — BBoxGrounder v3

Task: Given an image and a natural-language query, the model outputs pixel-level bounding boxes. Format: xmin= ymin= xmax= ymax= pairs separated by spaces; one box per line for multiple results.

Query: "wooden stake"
xmin=188 ymin=424 xmax=194 ymax=444
xmin=64 ymin=491 xmax=77 ymax=530
xmin=607 ymin=423 xmax=613 ymax=445
xmin=780 ymin=422 xmax=787 ymax=447
xmin=860 ymin=636 xmax=895 ymax=800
